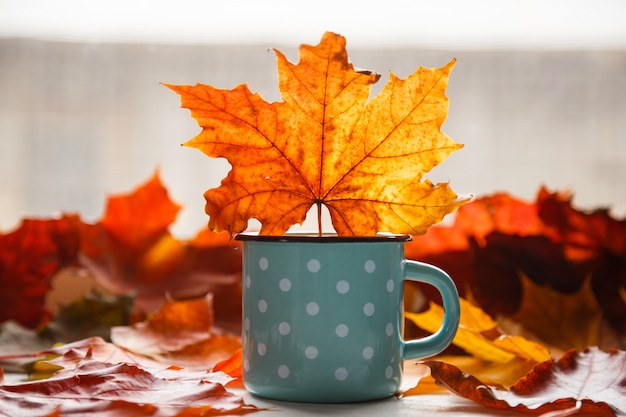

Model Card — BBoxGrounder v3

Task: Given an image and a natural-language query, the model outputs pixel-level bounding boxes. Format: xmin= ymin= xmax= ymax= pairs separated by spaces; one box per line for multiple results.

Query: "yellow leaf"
xmin=406 ymin=299 xmax=515 ymax=363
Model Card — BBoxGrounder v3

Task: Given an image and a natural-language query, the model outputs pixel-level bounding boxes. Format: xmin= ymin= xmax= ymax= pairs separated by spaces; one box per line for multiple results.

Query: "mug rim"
xmin=235 ymin=232 xmax=412 ymax=243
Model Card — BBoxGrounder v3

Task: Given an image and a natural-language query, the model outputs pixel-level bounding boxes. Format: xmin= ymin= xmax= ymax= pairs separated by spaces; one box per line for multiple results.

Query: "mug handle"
xmin=402 ymin=260 xmax=461 ymax=360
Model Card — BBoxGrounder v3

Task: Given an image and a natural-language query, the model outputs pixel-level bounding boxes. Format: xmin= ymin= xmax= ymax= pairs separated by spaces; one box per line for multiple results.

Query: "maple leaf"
xmin=79 ymin=171 xmax=242 ymax=321
xmin=405 ymin=188 xmax=626 ymax=351
xmin=406 ymin=297 xmax=550 ymax=388
xmin=0 ymin=343 xmax=257 ymax=417
xmin=537 ymin=188 xmax=626 ymax=336
xmin=423 ymin=347 xmax=626 ymax=416
xmin=0 ymin=215 xmax=81 ymax=328
xmin=167 ymin=31 xmax=466 ymax=237
xmin=111 ymin=295 xmax=240 ymax=370
xmin=501 ymin=274 xmax=620 ymax=353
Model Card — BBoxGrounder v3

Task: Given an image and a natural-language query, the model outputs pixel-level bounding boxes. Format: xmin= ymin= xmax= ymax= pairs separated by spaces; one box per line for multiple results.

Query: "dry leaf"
xmin=79 ymin=171 xmax=242 ymax=320
xmin=0 ymin=347 xmax=256 ymax=417
xmin=111 ymin=295 xmax=240 ymax=369
xmin=406 ymin=297 xmax=551 ymax=388
xmin=0 ymin=215 xmax=81 ymax=328
xmin=504 ymin=274 xmax=614 ymax=353
xmin=424 ymin=347 xmax=626 ymax=416
xmin=405 ymin=188 xmax=626 ymax=350
xmin=167 ymin=31 xmax=466 ymax=236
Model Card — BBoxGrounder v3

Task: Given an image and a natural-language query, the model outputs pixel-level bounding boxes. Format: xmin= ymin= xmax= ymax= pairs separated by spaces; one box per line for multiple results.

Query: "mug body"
xmin=238 ymin=234 xmax=409 ymax=403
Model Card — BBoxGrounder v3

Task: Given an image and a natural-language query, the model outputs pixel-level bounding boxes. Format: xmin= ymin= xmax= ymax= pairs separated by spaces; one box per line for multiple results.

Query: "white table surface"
xmin=239 ymin=391 xmax=522 ymax=416
xmin=230 ymin=361 xmax=523 ymax=417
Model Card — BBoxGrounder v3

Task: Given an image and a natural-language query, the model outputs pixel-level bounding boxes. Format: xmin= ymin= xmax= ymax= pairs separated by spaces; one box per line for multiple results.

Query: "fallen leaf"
xmin=44 ymin=290 xmax=133 ymax=343
xmin=79 ymin=171 xmax=242 ymax=319
xmin=423 ymin=347 xmax=626 ymax=416
xmin=537 ymin=188 xmax=626 ymax=337
xmin=167 ymin=31 xmax=466 ymax=236
xmin=504 ymin=274 xmax=618 ymax=353
xmin=0 ymin=349 xmax=256 ymax=417
xmin=405 ymin=188 xmax=626 ymax=351
xmin=407 ymin=299 xmax=515 ymax=363
xmin=0 ymin=215 xmax=81 ymax=328
xmin=406 ymin=297 xmax=550 ymax=388
xmin=111 ymin=295 xmax=240 ymax=370
xmin=212 ymin=348 xmax=243 ymax=388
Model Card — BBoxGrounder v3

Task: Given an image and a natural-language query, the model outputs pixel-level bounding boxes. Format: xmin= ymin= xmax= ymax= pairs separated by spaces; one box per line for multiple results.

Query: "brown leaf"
xmin=504 ymin=274 xmax=618 ymax=353
xmin=167 ymin=31 xmax=466 ymax=236
xmin=424 ymin=347 xmax=626 ymax=416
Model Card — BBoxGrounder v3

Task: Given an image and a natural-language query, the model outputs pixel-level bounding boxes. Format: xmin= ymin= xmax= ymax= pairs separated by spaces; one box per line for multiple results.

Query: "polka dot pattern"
xmin=336 ymin=280 xmax=350 ymax=294
xmin=242 ymin=247 xmax=403 ymax=398
xmin=306 ymin=302 xmax=320 ymax=316
xmin=307 ymin=259 xmax=321 ymax=272
xmin=335 ymin=324 xmax=349 ymax=337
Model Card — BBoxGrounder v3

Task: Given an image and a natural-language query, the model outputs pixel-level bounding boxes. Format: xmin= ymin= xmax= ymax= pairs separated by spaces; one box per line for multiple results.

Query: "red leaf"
xmin=79 ymin=171 xmax=242 ymax=321
xmin=424 ymin=347 xmax=626 ymax=416
xmin=0 ymin=215 xmax=81 ymax=328
xmin=405 ymin=188 xmax=626 ymax=349
xmin=0 ymin=338 xmax=256 ymax=417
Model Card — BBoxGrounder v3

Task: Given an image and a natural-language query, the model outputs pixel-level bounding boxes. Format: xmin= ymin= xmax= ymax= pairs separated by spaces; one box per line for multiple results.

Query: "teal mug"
xmin=236 ymin=233 xmax=460 ymax=403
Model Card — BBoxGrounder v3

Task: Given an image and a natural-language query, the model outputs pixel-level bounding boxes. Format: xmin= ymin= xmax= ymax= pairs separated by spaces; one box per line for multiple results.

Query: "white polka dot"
xmin=259 ymin=257 xmax=269 ymax=270
xmin=385 ymin=365 xmax=393 ymax=379
xmin=306 ymin=302 xmax=320 ymax=316
xmin=386 ymin=323 xmax=394 ymax=336
xmin=363 ymin=302 xmax=375 ymax=316
xmin=279 ymin=278 xmax=291 ymax=292
xmin=335 ymin=324 xmax=349 ymax=337
xmin=363 ymin=346 xmax=374 ymax=360
xmin=278 ymin=322 xmax=291 ymax=335
xmin=335 ymin=367 xmax=348 ymax=381
xmin=307 ymin=259 xmax=321 ymax=273
xmin=243 ymin=359 xmax=250 ymax=372
xmin=278 ymin=365 xmax=290 ymax=379
xmin=386 ymin=279 xmax=394 ymax=293
xmin=245 ymin=275 xmax=251 ymax=288
xmin=336 ymin=280 xmax=350 ymax=294
xmin=257 ymin=343 xmax=267 ymax=356
xmin=258 ymin=299 xmax=268 ymax=313
xmin=364 ymin=260 xmax=376 ymax=273
xmin=304 ymin=346 xmax=318 ymax=359
xmin=244 ymin=317 xmax=250 ymax=331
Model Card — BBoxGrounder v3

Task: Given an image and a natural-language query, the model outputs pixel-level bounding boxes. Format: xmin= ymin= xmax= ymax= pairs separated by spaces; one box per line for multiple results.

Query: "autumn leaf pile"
xmin=1 ymin=32 xmax=625 ymax=416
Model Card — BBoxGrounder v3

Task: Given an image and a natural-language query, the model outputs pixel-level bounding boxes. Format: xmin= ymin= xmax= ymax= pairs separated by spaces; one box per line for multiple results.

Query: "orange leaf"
xmin=111 ymin=295 xmax=240 ymax=369
xmin=424 ymin=347 xmax=625 ymax=416
xmin=100 ymin=170 xmax=180 ymax=251
xmin=167 ymin=31 xmax=466 ymax=237
xmin=213 ymin=348 xmax=243 ymax=382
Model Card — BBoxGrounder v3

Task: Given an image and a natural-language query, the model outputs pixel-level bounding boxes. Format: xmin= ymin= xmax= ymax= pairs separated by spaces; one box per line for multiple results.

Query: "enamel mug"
xmin=236 ymin=233 xmax=460 ymax=403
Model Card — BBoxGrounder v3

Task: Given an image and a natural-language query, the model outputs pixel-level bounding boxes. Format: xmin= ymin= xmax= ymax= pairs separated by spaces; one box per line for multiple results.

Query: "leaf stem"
xmin=317 ymin=202 xmax=322 ymax=237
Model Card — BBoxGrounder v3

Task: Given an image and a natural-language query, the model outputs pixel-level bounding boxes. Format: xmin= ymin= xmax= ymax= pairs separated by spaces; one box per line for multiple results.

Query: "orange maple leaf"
xmin=167 ymin=32 xmax=466 ymax=236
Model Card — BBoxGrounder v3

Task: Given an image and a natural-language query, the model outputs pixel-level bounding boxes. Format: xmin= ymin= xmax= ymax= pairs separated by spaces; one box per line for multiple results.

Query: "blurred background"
xmin=1 ymin=0 xmax=625 ymax=237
